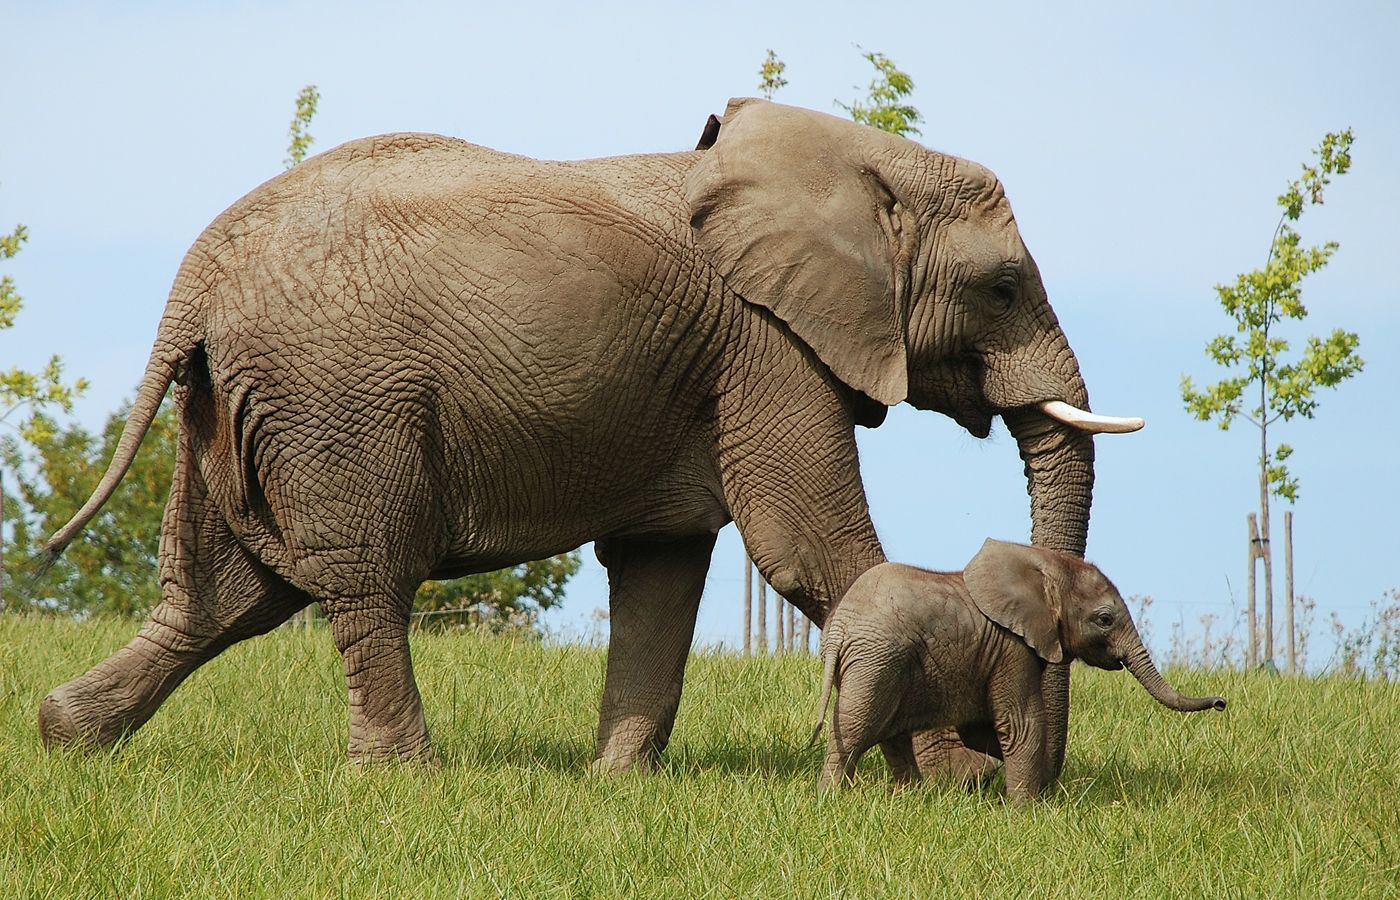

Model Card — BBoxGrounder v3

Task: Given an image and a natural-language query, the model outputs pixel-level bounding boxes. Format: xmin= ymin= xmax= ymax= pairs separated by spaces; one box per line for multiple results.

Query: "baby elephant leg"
xmin=993 ymin=685 xmax=1049 ymax=802
xmin=818 ymin=658 xmax=904 ymax=792
xmin=912 ymin=727 xmax=1002 ymax=787
xmin=879 ymin=732 xmax=921 ymax=786
xmin=819 ymin=745 xmax=857 ymax=793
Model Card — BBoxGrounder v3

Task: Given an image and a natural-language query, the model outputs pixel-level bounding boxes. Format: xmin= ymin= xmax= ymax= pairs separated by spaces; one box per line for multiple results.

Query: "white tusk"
xmin=1038 ymin=400 xmax=1144 ymax=434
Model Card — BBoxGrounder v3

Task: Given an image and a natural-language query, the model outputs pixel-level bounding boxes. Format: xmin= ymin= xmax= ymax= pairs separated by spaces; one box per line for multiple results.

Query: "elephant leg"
xmin=818 ymin=744 xmax=861 ymax=793
xmin=323 ymin=599 xmax=434 ymax=764
xmin=992 ymin=673 xmax=1048 ymax=802
xmin=39 ymin=458 xmax=309 ymax=751
xmin=819 ymin=711 xmax=878 ymax=793
xmin=818 ymin=657 xmax=902 ymax=791
xmin=910 ymin=673 xmax=1053 ymax=788
xmin=999 ymin=733 xmax=1048 ymax=803
xmin=1041 ymin=661 xmax=1070 ymax=783
xmin=911 ymin=727 xmax=1002 ymax=787
xmin=715 ymin=370 xmax=885 ymax=627
xmin=879 ymin=732 xmax=921 ymax=787
xmin=592 ymin=532 xmax=715 ymax=774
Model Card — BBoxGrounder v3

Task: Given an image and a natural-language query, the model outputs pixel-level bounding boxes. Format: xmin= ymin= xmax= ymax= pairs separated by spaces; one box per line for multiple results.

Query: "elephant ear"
xmin=963 ymin=539 xmax=1065 ymax=664
xmin=694 ymin=113 xmax=722 ymax=150
xmin=684 ymin=98 xmax=913 ymax=406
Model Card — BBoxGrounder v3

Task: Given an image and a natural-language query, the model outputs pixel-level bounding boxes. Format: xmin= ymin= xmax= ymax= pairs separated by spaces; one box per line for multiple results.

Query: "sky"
xmin=4 ymin=1 xmax=1398 ymax=666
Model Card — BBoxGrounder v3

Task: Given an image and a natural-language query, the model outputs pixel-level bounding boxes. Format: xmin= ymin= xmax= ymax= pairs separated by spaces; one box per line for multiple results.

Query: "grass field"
xmin=1 ymin=616 xmax=1396 ymax=898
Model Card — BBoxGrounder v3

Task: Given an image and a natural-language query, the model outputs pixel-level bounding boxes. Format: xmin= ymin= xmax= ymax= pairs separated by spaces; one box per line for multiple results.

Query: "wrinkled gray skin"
xmin=40 ymin=98 xmax=1102 ymax=770
xmin=812 ymin=541 xmax=1227 ymax=799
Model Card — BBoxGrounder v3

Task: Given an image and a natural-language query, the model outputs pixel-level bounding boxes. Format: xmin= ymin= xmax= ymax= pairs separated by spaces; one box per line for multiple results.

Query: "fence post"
xmin=743 ymin=556 xmax=752 ymax=656
xmin=1285 ymin=511 xmax=1295 ymax=675
xmin=757 ymin=571 xmax=767 ymax=655
xmin=1247 ymin=513 xmax=1259 ymax=668
xmin=1 ymin=470 xmax=5 ymax=609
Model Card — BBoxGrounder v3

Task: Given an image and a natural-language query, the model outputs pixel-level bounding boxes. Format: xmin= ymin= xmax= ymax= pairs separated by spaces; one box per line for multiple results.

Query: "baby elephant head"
xmin=964 ymin=539 xmax=1226 ymax=713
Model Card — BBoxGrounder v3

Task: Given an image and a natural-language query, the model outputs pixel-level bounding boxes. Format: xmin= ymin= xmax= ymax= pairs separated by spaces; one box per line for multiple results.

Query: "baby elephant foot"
xmin=818 ymin=750 xmax=858 ymax=793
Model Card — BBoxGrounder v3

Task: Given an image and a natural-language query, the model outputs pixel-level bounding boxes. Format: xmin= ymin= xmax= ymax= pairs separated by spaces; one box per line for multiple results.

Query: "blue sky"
xmin=4 ymin=1 xmax=1397 ymax=664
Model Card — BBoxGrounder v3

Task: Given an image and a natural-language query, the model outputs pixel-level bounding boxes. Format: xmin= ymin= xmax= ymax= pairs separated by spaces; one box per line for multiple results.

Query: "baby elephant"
xmin=811 ymin=539 xmax=1226 ymax=799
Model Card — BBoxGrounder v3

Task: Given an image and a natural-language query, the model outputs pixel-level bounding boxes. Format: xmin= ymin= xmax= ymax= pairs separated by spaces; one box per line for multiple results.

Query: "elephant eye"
xmin=987 ymin=278 xmax=1017 ymax=313
xmin=1094 ymin=611 xmax=1114 ymax=628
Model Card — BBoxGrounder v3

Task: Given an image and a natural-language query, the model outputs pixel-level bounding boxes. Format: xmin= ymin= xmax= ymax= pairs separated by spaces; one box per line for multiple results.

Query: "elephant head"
xmin=963 ymin=539 xmax=1226 ymax=712
xmin=686 ymin=99 xmax=1142 ymax=557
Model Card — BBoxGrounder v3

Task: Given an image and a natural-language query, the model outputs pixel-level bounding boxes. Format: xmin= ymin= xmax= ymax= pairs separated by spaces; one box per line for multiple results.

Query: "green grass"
xmin=1 ymin=616 xmax=1396 ymax=898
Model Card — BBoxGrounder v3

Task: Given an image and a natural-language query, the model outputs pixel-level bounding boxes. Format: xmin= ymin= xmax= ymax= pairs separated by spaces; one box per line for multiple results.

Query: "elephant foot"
xmin=38 ymin=686 xmax=95 ymax=750
xmin=348 ymin=741 xmax=440 ymax=767
xmin=38 ymin=678 xmax=153 ymax=752
xmin=912 ymin=728 xmax=1000 ymax=788
xmin=589 ymin=744 xmax=661 ymax=776
xmin=592 ymin=710 xmax=672 ymax=776
xmin=347 ymin=727 xmax=438 ymax=767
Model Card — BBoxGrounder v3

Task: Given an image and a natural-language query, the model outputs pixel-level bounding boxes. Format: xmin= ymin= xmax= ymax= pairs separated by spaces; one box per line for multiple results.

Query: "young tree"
xmin=757 ymin=49 xmax=787 ymax=101
xmin=284 ymin=84 xmax=321 ymax=169
xmin=838 ymin=49 xmax=923 ymax=138
xmin=2 ymin=206 xmax=89 ymax=605
xmin=1181 ymin=130 xmax=1363 ymax=671
xmin=1 ymin=219 xmax=88 ymax=439
xmin=413 ymin=554 xmax=582 ymax=636
xmin=2 ymin=405 xmax=175 ymax=614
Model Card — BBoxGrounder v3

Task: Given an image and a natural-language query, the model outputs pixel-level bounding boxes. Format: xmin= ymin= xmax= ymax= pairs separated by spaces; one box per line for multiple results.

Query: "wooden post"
xmin=773 ymin=594 xmax=784 ymax=654
xmin=1257 ymin=471 xmax=1275 ymax=670
xmin=1247 ymin=513 xmax=1259 ymax=668
xmin=756 ymin=571 xmax=767 ymax=655
xmin=743 ymin=556 xmax=752 ymax=656
xmin=785 ymin=602 xmax=795 ymax=656
xmin=1285 ymin=511 xmax=1295 ymax=674
xmin=801 ymin=617 xmax=812 ymax=655
xmin=1 ymin=470 xmax=5 ymax=609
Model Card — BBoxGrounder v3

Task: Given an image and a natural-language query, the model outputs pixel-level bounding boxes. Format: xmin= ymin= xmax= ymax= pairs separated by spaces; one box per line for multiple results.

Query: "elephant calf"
xmin=811 ymin=539 xmax=1226 ymax=800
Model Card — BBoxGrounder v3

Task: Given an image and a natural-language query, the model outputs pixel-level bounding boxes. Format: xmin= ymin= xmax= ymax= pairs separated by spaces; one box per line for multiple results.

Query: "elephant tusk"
xmin=1038 ymin=400 xmax=1144 ymax=434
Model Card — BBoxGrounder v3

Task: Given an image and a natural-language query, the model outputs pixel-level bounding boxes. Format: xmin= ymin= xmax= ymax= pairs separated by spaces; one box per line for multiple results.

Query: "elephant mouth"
xmin=952 ymin=406 xmax=994 ymax=438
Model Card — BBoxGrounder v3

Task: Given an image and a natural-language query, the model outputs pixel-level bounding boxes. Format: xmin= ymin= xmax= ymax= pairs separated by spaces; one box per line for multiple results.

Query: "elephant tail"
xmin=37 ymin=311 xmax=203 ymax=571
xmin=807 ymin=637 xmax=840 ymax=749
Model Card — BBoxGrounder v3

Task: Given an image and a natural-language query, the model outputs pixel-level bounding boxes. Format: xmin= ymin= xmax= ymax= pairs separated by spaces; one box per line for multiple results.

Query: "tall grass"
xmin=1 ymin=616 xmax=1396 ymax=897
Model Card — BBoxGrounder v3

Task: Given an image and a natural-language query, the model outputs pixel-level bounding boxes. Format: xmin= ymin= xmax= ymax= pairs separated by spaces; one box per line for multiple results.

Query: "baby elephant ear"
xmin=963 ymin=539 xmax=1064 ymax=664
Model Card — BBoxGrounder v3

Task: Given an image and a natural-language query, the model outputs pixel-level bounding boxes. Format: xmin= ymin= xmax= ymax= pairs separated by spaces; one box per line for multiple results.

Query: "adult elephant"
xmin=38 ymin=99 xmax=1139 ymax=771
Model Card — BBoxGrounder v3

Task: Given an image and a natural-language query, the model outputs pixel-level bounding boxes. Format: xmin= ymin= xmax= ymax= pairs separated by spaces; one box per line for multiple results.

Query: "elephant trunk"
xmin=1121 ymin=641 xmax=1227 ymax=713
xmin=1003 ymin=385 xmax=1095 ymax=557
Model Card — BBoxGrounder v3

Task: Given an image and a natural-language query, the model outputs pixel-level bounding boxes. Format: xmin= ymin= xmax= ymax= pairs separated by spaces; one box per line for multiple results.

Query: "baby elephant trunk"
xmin=1122 ymin=644 xmax=1227 ymax=713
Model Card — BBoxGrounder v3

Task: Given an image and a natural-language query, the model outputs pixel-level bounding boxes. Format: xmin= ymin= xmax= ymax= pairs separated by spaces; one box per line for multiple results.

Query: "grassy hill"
xmin=1 ymin=615 xmax=1396 ymax=897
